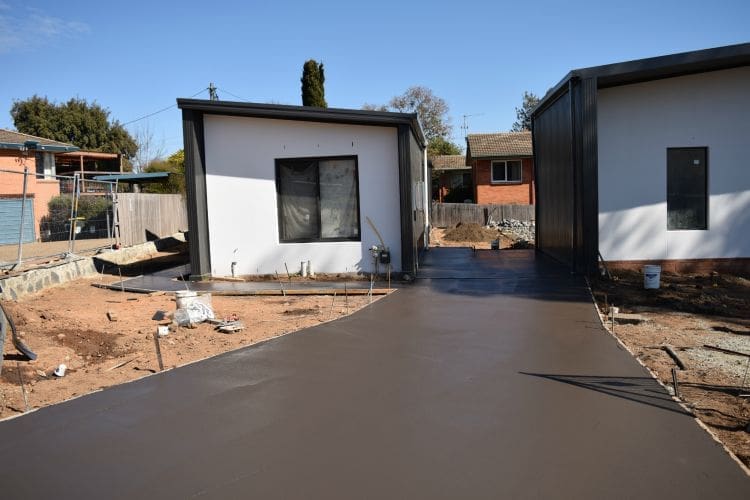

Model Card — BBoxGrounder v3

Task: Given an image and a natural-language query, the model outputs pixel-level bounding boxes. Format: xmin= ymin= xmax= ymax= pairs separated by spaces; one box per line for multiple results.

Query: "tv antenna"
xmin=461 ymin=113 xmax=484 ymax=138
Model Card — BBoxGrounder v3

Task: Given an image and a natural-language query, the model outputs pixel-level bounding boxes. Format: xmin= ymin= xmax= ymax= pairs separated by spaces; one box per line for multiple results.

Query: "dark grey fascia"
xmin=533 ymin=42 xmax=750 ymax=118
xmin=181 ymin=109 xmax=212 ymax=280
xmin=177 ymin=99 xmax=426 ymax=148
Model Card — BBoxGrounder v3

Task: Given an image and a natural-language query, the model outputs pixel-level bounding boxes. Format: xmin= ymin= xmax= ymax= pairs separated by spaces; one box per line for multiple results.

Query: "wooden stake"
xmin=16 ymin=361 xmax=29 ymax=412
xmin=153 ymin=334 xmax=164 ymax=371
xmin=275 ymin=271 xmax=286 ymax=297
xmin=284 ymin=262 xmax=292 ymax=283
xmin=671 ymin=367 xmax=680 ymax=398
xmin=329 ymin=291 xmax=337 ymax=319
xmin=345 ymin=282 xmax=349 ymax=314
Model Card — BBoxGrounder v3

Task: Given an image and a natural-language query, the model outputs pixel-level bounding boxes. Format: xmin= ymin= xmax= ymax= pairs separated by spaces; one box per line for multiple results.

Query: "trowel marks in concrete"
xmin=0 ymin=249 xmax=748 ymax=498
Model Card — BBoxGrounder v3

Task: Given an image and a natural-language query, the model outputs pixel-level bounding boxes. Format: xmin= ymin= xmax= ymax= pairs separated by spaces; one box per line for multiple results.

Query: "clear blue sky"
xmin=1 ymin=0 xmax=748 ymax=155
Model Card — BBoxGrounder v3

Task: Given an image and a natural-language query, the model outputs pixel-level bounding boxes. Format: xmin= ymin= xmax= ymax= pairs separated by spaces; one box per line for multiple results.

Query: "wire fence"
xmin=0 ymin=167 xmax=119 ymax=269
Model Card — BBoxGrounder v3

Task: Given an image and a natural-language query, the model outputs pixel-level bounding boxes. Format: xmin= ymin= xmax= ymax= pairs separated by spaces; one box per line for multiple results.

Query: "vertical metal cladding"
xmin=579 ymin=77 xmax=599 ymax=274
xmin=532 ymin=78 xmax=600 ymax=274
xmin=181 ymin=109 xmax=212 ymax=279
xmin=533 ymin=90 xmax=575 ymax=267
xmin=397 ymin=124 xmax=415 ymax=276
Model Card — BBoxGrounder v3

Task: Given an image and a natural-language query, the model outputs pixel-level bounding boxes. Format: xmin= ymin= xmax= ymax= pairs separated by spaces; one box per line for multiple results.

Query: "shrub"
xmin=40 ymin=195 xmax=113 ymax=241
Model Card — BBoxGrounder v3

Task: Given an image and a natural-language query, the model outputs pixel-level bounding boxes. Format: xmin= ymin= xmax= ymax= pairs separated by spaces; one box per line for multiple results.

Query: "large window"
xmin=491 ymin=159 xmax=522 ymax=183
xmin=667 ymin=147 xmax=707 ymax=230
xmin=276 ymin=156 xmax=361 ymax=242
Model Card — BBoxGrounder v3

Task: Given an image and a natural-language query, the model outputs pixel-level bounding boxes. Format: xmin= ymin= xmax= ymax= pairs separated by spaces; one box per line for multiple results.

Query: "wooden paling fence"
xmin=117 ymin=193 xmax=188 ymax=246
xmin=430 ymin=202 xmax=534 ymax=228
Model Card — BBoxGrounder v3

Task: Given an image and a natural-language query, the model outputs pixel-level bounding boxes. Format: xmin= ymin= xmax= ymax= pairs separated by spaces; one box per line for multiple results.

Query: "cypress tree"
xmin=301 ymin=60 xmax=327 ymax=108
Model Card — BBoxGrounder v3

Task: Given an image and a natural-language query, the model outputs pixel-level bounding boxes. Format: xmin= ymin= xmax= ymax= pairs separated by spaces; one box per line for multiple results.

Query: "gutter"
xmin=0 ymin=142 xmax=79 ymax=153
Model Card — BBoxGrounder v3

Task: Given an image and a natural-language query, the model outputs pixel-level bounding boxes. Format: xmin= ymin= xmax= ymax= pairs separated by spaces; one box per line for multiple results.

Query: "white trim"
xmin=490 ymin=159 xmax=523 ymax=184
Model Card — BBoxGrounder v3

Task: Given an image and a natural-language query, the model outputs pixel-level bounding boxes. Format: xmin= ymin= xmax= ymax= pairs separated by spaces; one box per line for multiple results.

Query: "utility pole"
xmin=208 ymin=82 xmax=218 ymax=101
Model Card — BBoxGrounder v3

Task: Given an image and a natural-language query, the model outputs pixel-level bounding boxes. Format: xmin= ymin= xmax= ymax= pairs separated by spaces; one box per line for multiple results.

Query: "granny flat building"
xmin=532 ymin=43 xmax=750 ymax=274
xmin=178 ymin=99 xmax=428 ymax=279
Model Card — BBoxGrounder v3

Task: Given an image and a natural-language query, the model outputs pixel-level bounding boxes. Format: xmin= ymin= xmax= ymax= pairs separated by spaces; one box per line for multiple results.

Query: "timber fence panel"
xmin=430 ymin=202 xmax=534 ymax=227
xmin=117 ymin=193 xmax=188 ymax=247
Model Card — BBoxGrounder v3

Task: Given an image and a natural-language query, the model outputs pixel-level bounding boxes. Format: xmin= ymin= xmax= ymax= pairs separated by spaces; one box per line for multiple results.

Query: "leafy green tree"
xmin=428 ymin=136 xmax=462 ymax=158
xmin=143 ymin=149 xmax=185 ymax=194
xmin=10 ymin=95 xmax=137 ymax=158
xmin=301 ymin=60 xmax=327 ymax=108
xmin=511 ymin=91 xmax=540 ymax=132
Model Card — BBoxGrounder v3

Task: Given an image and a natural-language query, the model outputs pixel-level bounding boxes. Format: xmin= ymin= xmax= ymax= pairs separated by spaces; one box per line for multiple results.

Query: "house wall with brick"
xmin=472 ymin=157 xmax=534 ymax=205
xmin=0 ymin=150 xmax=60 ymax=239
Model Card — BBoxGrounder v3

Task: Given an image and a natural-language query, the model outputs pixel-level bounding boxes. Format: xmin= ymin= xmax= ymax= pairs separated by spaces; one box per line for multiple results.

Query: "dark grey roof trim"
xmin=93 ymin=172 xmax=170 ymax=182
xmin=0 ymin=141 xmax=79 ymax=152
xmin=177 ymin=99 xmax=426 ymax=147
xmin=533 ymin=42 xmax=750 ymax=117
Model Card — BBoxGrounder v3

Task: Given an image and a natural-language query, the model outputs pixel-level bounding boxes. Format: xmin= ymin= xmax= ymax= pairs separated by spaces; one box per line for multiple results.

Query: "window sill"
xmin=489 ymin=181 xmax=523 ymax=185
xmin=279 ymin=237 xmax=362 ymax=244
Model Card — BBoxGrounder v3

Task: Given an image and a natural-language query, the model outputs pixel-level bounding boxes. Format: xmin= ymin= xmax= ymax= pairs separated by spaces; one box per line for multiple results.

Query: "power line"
xmin=216 ymin=87 xmax=251 ymax=102
xmin=122 ymin=88 xmax=208 ymax=126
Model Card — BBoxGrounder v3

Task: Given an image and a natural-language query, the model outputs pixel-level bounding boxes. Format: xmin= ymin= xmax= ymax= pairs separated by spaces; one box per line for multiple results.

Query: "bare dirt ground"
xmin=430 ymin=226 xmax=515 ymax=249
xmin=591 ymin=270 xmax=750 ymax=467
xmin=0 ymin=275 xmax=382 ymax=418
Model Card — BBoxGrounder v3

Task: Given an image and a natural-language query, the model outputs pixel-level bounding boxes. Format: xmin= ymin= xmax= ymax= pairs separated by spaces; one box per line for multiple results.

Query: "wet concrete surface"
xmin=0 ymin=248 xmax=748 ymax=498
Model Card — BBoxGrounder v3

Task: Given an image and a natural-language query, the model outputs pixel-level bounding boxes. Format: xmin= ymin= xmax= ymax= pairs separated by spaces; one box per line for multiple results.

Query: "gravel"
xmin=487 ymin=218 xmax=535 ymax=245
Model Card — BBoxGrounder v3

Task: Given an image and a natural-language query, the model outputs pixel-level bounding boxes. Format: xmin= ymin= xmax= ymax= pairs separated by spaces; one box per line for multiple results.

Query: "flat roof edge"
xmin=177 ymin=99 xmax=426 ymax=147
xmin=532 ymin=42 xmax=750 ymax=117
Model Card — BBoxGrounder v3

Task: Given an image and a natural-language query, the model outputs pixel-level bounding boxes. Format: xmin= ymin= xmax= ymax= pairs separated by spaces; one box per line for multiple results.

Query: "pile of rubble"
xmin=487 ymin=218 xmax=535 ymax=246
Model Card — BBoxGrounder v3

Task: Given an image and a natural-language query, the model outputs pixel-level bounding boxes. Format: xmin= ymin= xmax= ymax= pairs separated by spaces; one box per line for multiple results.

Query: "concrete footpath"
xmin=0 ymin=248 xmax=747 ymax=498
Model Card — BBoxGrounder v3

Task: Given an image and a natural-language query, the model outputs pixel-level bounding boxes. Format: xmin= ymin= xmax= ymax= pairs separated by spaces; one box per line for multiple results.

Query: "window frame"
xmin=666 ymin=147 xmax=708 ymax=231
xmin=490 ymin=159 xmax=523 ymax=184
xmin=275 ymin=155 xmax=362 ymax=243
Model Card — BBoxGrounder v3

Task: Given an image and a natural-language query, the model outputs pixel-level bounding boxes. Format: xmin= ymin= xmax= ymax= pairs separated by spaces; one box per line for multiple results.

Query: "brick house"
xmin=0 ymin=129 xmax=78 ymax=243
xmin=430 ymin=154 xmax=472 ymax=202
xmin=466 ymin=131 xmax=534 ymax=205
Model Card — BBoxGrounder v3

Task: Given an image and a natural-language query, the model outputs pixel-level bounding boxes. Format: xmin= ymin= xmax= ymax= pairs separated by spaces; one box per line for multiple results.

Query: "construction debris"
xmin=217 ymin=321 xmax=245 ymax=334
xmin=106 ymin=311 xmax=118 ymax=322
xmin=663 ymin=345 xmax=687 ymax=370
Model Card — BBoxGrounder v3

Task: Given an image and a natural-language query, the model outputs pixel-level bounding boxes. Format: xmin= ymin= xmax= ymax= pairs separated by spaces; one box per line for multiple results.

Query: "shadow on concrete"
xmin=93 ymin=252 xmax=189 ymax=277
xmin=520 ymin=372 xmax=691 ymax=417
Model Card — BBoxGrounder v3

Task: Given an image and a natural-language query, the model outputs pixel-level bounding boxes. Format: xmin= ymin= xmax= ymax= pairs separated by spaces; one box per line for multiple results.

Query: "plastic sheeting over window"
xmin=278 ymin=161 xmax=319 ymax=240
xmin=277 ymin=157 xmax=360 ymax=242
xmin=320 ymin=159 xmax=359 ymax=238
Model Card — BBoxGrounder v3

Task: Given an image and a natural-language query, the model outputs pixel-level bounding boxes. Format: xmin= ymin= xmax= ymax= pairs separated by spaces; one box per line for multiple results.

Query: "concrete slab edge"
xmin=583 ymin=277 xmax=750 ymax=477
xmin=0 ymin=290 xmax=394 ymax=423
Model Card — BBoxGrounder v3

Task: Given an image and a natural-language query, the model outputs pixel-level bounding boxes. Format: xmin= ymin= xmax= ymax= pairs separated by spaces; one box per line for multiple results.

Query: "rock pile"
xmin=488 ymin=219 xmax=535 ymax=245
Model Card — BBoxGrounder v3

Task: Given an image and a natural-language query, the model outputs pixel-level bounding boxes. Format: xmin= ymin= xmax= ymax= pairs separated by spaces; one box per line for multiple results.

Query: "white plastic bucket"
xmin=643 ymin=265 xmax=661 ymax=289
xmin=175 ymin=291 xmax=198 ymax=309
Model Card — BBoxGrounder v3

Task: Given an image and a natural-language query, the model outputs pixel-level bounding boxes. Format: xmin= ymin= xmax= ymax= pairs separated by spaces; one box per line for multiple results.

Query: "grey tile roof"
xmin=0 ymin=128 xmax=78 ymax=151
xmin=431 ymin=154 xmax=470 ymax=171
xmin=467 ymin=131 xmax=532 ymax=158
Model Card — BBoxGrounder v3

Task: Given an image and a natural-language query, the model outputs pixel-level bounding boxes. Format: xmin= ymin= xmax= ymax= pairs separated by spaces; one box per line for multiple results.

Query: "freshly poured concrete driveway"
xmin=1 ymin=248 xmax=748 ymax=498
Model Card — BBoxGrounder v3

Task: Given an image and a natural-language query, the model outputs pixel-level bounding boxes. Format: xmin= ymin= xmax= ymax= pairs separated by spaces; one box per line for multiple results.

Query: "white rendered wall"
xmin=202 ymin=115 xmax=402 ymax=276
xmin=597 ymin=66 xmax=750 ymax=261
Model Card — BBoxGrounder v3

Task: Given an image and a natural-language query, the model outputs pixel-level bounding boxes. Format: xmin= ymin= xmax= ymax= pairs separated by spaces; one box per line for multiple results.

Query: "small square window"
xmin=491 ymin=160 xmax=523 ymax=183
